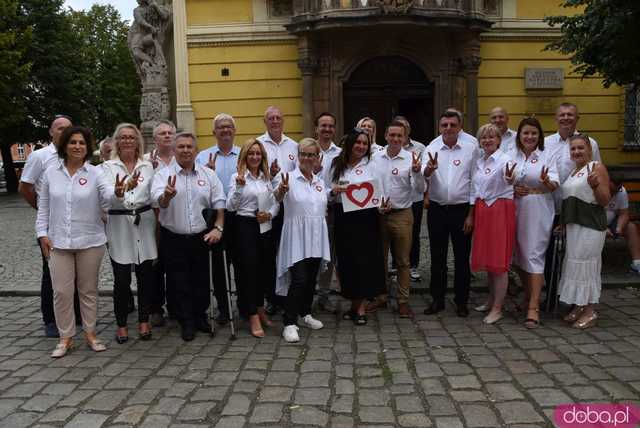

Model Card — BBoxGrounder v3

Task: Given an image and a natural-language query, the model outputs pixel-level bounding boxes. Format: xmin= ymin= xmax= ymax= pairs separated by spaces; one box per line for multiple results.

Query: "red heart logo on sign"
xmin=346 ymin=182 xmax=374 ymax=208
xmin=392 ymin=168 xmax=399 ymax=175
xmin=197 ymin=179 xmax=206 ymax=186
xmin=78 ymin=178 xmax=87 ymax=186
xmin=288 ymin=154 xmax=294 ymax=160
xmin=453 ymin=160 xmax=461 ymax=166
xmin=372 ymin=198 xmax=380 ymax=205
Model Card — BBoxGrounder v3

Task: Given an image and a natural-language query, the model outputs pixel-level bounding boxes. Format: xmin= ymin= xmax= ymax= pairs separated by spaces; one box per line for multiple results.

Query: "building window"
xmin=624 ymin=85 xmax=640 ymax=151
xmin=483 ymin=0 xmax=500 ymax=17
xmin=270 ymin=0 xmax=293 ymax=17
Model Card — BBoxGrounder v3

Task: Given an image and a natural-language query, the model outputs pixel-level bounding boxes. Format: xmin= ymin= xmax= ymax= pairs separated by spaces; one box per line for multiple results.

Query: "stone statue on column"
xmin=128 ymin=0 xmax=173 ymax=150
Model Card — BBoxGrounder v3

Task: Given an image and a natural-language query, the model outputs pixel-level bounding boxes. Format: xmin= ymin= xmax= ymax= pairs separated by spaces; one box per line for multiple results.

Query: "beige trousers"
xmin=380 ymin=208 xmax=414 ymax=304
xmin=48 ymin=245 xmax=105 ymax=338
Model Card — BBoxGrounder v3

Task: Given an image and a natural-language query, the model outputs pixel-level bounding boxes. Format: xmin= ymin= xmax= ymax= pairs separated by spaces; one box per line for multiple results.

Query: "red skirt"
xmin=471 ymin=198 xmax=515 ymax=274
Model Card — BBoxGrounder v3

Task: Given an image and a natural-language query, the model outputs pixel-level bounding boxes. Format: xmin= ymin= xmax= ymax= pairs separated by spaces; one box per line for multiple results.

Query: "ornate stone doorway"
xmin=343 ymin=56 xmax=435 ymax=144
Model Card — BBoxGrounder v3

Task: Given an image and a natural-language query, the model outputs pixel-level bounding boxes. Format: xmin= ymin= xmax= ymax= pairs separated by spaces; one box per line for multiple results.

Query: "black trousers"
xmin=284 ymin=258 xmax=321 ymax=326
xmin=410 ymin=200 xmax=424 ymax=268
xmin=39 ymin=242 xmax=81 ymax=324
xmin=160 ymin=227 xmax=210 ymax=328
xmin=150 ymin=255 xmax=177 ymax=318
xmin=427 ymin=201 xmax=471 ymax=305
xmin=111 ymin=259 xmax=154 ymax=327
xmin=232 ymin=216 xmax=275 ymax=316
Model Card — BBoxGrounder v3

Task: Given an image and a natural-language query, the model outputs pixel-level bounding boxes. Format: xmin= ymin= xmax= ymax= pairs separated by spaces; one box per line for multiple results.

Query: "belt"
xmin=108 ymin=205 xmax=153 ymax=226
xmin=527 ymin=188 xmax=549 ymax=195
xmin=159 ymin=225 xmax=204 ymax=239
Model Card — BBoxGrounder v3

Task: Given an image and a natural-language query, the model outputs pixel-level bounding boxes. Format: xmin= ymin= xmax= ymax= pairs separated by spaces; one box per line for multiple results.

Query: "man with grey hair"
xmin=98 ymin=138 xmax=114 ymax=162
xmin=195 ymin=113 xmax=239 ymax=323
xmin=489 ymin=107 xmax=516 ymax=153
xmin=151 ymin=132 xmax=226 ymax=341
xmin=144 ymin=119 xmax=176 ymax=170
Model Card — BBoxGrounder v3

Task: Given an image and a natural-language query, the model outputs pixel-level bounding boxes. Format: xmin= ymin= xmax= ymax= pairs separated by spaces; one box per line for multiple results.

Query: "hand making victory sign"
xmin=235 ymin=166 xmax=246 ymax=186
xmin=424 ymin=151 xmax=438 ymax=178
xmin=411 ymin=151 xmax=422 ymax=173
xmin=150 ymin=149 xmax=159 ymax=169
xmin=160 ymin=175 xmax=177 ymax=207
xmin=586 ymin=163 xmax=600 ymax=189
xmin=126 ymin=171 xmax=141 ymax=191
xmin=114 ymin=173 xmax=128 ymax=198
xmin=275 ymin=172 xmax=289 ymax=201
xmin=206 ymin=152 xmax=218 ymax=171
xmin=270 ymin=158 xmax=280 ymax=177
xmin=378 ymin=196 xmax=391 ymax=214
xmin=505 ymin=162 xmax=517 ymax=185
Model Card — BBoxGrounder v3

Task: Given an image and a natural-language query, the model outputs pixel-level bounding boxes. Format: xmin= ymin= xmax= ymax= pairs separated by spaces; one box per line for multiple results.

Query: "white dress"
xmin=276 ymin=168 xmax=331 ymax=296
xmin=509 ymin=148 xmax=559 ymax=274
xmin=558 ymin=162 xmax=606 ymax=305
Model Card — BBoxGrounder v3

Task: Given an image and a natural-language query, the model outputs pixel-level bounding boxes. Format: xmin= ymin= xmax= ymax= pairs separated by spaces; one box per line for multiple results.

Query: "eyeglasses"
xmin=299 ymin=152 xmax=319 ymax=159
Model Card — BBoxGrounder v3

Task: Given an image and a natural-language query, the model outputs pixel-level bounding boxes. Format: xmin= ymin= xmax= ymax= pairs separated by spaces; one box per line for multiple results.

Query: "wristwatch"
xmin=214 ymin=225 xmax=224 ymax=233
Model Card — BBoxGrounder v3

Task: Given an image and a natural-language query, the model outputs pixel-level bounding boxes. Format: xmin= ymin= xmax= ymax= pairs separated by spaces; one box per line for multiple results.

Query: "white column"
xmin=173 ymin=0 xmax=196 ymax=133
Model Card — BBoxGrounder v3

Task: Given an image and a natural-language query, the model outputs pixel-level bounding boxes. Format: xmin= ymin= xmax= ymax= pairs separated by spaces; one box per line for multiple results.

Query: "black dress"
xmin=334 ymin=204 xmax=386 ymax=300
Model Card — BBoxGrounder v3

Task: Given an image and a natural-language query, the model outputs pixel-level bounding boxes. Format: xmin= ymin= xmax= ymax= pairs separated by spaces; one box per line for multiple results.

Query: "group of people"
xmin=20 ymin=102 xmax=638 ymax=358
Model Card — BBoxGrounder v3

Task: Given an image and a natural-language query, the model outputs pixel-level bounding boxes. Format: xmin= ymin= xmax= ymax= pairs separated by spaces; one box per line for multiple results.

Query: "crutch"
xmin=546 ymin=229 xmax=563 ymax=314
xmin=222 ymin=248 xmax=236 ymax=340
xmin=202 ymin=208 xmax=218 ymax=337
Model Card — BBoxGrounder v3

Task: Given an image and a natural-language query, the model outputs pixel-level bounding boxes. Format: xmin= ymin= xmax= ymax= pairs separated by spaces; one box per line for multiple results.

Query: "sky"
xmin=64 ymin=0 xmax=137 ymax=22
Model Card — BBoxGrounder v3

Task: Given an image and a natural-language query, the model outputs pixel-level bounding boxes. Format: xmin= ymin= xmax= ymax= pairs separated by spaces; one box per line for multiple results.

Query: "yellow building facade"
xmin=170 ymin=0 xmax=639 ymax=167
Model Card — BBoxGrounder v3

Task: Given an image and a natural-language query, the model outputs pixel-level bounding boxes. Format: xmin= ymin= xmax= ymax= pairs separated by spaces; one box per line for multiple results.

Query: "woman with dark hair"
xmin=102 ymin=123 xmax=157 ymax=343
xmin=36 ymin=126 xmax=114 ymax=357
xmin=329 ymin=129 xmax=386 ymax=325
xmin=227 ymin=139 xmax=279 ymax=338
xmin=558 ymin=134 xmax=610 ymax=329
xmin=503 ymin=117 xmax=559 ymax=328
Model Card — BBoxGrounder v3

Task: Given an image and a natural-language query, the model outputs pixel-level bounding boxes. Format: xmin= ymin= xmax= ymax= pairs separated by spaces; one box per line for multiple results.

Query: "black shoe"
xmin=181 ymin=325 xmax=195 ymax=341
xmin=424 ymin=301 xmax=445 ymax=315
xmin=456 ymin=305 xmax=469 ymax=318
xmin=196 ymin=318 xmax=212 ymax=334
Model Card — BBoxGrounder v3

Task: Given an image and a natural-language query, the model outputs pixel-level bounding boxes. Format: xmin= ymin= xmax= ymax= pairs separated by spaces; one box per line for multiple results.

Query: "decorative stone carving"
xmin=372 ymin=0 xmax=414 ymax=14
xmin=128 ymin=0 xmax=173 ymax=149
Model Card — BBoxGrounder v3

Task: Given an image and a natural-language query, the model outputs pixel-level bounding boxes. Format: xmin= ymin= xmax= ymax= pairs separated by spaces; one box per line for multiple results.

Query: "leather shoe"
xmin=424 ymin=301 xmax=444 ymax=315
xmin=181 ymin=325 xmax=195 ymax=341
xmin=456 ymin=305 xmax=469 ymax=318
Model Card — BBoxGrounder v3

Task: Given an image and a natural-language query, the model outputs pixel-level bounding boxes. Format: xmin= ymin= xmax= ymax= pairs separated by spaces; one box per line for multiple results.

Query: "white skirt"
xmin=558 ymin=223 xmax=605 ymax=306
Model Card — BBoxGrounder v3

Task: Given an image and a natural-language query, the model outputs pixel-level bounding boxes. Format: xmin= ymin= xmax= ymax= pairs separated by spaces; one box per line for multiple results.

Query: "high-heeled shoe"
xmin=573 ymin=311 xmax=598 ymax=329
xmin=115 ymin=327 xmax=129 ymax=344
xmin=524 ymin=307 xmax=540 ymax=329
xmin=249 ymin=314 xmax=265 ymax=338
xmin=138 ymin=322 xmax=152 ymax=341
xmin=563 ymin=306 xmax=585 ymax=323
xmin=51 ymin=339 xmax=74 ymax=358
xmin=256 ymin=307 xmax=273 ymax=328
xmin=86 ymin=336 xmax=107 ymax=352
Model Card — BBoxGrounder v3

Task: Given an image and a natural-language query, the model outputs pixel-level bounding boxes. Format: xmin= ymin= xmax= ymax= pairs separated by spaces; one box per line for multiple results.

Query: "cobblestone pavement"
xmin=1 ymin=290 xmax=640 ymax=427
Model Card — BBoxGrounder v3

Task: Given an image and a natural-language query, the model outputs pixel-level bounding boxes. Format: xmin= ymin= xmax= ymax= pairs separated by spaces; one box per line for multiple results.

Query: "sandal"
xmin=138 ymin=323 xmax=152 ymax=341
xmin=524 ymin=307 xmax=540 ymax=329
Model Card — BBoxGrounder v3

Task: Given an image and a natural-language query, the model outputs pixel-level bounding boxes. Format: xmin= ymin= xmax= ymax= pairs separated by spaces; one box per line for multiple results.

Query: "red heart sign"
xmin=345 ymin=182 xmax=374 ymax=208
xmin=372 ymin=198 xmax=380 ymax=205
xmin=78 ymin=178 xmax=87 ymax=186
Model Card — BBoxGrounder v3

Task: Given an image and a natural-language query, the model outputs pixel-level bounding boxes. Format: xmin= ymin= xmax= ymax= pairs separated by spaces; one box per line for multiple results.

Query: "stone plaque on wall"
xmin=524 ymin=68 xmax=564 ymax=89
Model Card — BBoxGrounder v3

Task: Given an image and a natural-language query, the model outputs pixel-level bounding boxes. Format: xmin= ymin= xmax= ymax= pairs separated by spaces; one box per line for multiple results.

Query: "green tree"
xmin=0 ymin=0 xmax=32 ymax=193
xmin=545 ymin=0 xmax=640 ymax=87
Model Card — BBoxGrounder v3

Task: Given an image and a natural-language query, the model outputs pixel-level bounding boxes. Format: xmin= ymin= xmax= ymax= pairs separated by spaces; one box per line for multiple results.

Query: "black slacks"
xmin=283 ymin=258 xmax=321 ymax=326
xmin=150 ymin=255 xmax=177 ymax=318
xmin=427 ymin=201 xmax=471 ymax=305
xmin=232 ymin=216 xmax=275 ymax=316
xmin=111 ymin=259 xmax=154 ymax=327
xmin=160 ymin=227 xmax=210 ymax=328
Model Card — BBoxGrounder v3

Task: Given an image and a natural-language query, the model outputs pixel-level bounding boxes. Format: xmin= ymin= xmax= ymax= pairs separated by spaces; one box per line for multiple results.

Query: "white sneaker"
xmin=631 ymin=263 xmax=640 ymax=274
xmin=301 ymin=314 xmax=324 ymax=330
xmin=282 ymin=325 xmax=300 ymax=343
xmin=410 ymin=268 xmax=421 ymax=282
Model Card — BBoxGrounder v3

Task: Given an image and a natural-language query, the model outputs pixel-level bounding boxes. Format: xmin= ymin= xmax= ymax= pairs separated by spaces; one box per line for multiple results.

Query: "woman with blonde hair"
xmin=102 ymin=123 xmax=157 ymax=343
xmin=356 ymin=117 xmax=384 ymax=152
xmin=227 ymin=139 xmax=279 ymax=337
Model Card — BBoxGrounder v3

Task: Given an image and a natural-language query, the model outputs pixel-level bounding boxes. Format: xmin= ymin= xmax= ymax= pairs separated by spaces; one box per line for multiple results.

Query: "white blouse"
xmin=36 ymin=161 xmax=114 ymax=249
xmin=102 ymin=158 xmax=158 ymax=265
xmin=276 ymin=168 xmax=331 ymax=296
xmin=471 ymin=150 xmax=514 ymax=206
xmin=226 ymin=171 xmax=279 ymax=218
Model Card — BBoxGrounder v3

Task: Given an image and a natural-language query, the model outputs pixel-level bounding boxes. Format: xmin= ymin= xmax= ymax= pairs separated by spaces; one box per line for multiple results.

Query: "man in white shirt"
xmin=151 ymin=132 xmax=226 ymax=341
xmin=489 ymin=107 xmax=517 ymax=153
xmin=314 ymin=112 xmax=341 ymax=313
xmin=367 ymin=120 xmax=425 ymax=318
xmin=19 ymin=115 xmax=82 ymax=337
xmin=257 ymin=106 xmax=298 ymax=314
xmin=423 ymin=111 xmax=477 ymax=318
xmin=144 ymin=120 xmax=176 ymax=170
xmin=195 ymin=113 xmax=240 ymax=323
xmin=606 ymin=177 xmax=640 ymax=273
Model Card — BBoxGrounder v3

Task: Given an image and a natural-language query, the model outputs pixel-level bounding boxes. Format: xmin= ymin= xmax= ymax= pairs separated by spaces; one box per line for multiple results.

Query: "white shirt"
xmin=102 ymin=158 xmax=158 ymax=264
xmin=276 ymin=168 xmax=331 ymax=296
xmin=143 ymin=151 xmax=174 ymax=170
xmin=472 ymin=150 xmax=514 ymax=206
xmin=317 ymin=141 xmax=342 ymax=187
xmin=371 ymin=143 xmax=385 ymax=153
xmin=195 ymin=145 xmax=241 ymax=195
xmin=606 ymin=186 xmax=629 ymax=225
xmin=499 ymin=129 xmax=517 ymax=153
xmin=372 ymin=148 xmax=425 ymax=209
xmin=329 ymin=157 xmax=386 ymax=204
xmin=226 ymin=171 xmax=279 ymax=218
xmin=257 ymin=132 xmax=298 ymax=174
xmin=424 ymin=138 xmax=478 ymax=205
xmin=20 ymin=144 xmax=60 ymax=195
xmin=404 ymin=139 xmax=427 ymax=202
xmin=36 ymin=161 xmax=114 ymax=249
xmin=151 ymin=162 xmax=226 ymax=235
